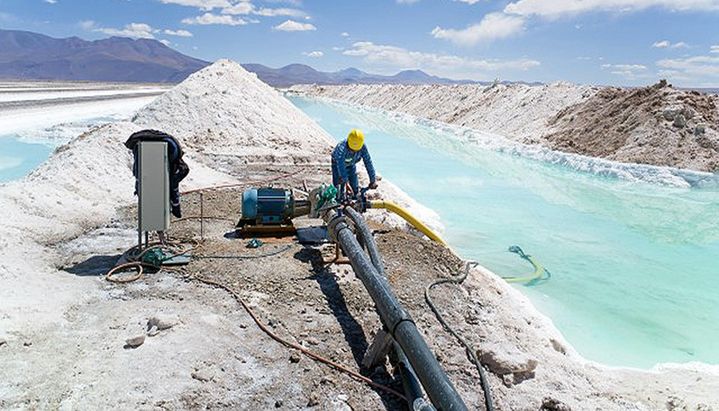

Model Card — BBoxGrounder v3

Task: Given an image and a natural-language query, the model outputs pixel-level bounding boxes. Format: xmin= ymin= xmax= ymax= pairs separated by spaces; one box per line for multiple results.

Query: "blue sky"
xmin=1 ymin=0 xmax=718 ymax=86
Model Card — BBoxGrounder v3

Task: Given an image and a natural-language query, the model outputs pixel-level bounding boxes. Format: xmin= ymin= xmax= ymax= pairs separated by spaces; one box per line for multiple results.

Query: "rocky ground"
xmin=543 ymin=80 xmax=719 ymax=171
xmin=292 ymin=81 xmax=719 ymax=172
xmin=2 ymin=61 xmax=719 ymax=410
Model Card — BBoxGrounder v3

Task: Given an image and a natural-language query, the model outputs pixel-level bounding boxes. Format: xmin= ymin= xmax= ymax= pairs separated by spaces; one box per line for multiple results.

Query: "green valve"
xmin=316 ymin=184 xmax=339 ymax=210
xmin=247 ymin=238 xmax=264 ymax=249
xmin=141 ymin=248 xmax=167 ymax=267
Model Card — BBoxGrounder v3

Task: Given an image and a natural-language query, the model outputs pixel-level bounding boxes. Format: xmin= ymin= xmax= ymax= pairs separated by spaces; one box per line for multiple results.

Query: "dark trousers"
xmin=170 ymin=166 xmax=189 ymax=205
xmin=332 ymin=162 xmax=359 ymax=199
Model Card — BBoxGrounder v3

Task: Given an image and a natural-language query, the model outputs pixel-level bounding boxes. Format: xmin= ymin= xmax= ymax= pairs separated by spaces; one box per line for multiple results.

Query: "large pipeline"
xmin=344 ymin=207 xmax=432 ymax=410
xmin=328 ymin=210 xmax=468 ymax=411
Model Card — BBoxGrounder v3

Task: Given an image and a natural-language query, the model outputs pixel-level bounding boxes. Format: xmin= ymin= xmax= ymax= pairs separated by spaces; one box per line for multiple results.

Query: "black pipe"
xmin=346 ymin=207 xmax=433 ymax=410
xmin=328 ymin=215 xmax=468 ymax=411
xmin=393 ymin=342 xmax=435 ymax=411
xmin=344 ymin=207 xmax=383 ymax=273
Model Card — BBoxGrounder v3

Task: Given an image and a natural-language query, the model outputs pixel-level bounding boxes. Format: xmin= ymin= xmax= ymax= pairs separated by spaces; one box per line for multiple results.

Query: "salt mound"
xmin=133 ymin=59 xmax=334 ymax=163
xmin=0 ymin=122 xmax=138 ymax=243
xmin=290 ymin=82 xmax=598 ymax=141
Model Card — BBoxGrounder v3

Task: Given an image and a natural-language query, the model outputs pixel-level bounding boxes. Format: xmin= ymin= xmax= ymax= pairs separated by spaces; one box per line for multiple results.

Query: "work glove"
xmin=344 ymin=182 xmax=354 ymax=197
xmin=368 ymin=181 xmax=378 ymax=190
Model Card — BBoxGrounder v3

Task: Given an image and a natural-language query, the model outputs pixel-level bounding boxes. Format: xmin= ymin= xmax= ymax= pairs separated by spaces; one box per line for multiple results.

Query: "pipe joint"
xmin=327 ymin=214 xmax=350 ymax=243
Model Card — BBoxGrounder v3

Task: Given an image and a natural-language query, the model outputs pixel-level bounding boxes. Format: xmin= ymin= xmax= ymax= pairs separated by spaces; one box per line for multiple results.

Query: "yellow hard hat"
xmin=347 ymin=129 xmax=364 ymax=151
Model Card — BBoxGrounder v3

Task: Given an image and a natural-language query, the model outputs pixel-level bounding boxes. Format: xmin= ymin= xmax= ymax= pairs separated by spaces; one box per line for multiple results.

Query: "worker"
xmin=331 ymin=129 xmax=377 ymax=199
xmin=125 ymin=130 xmax=190 ymax=218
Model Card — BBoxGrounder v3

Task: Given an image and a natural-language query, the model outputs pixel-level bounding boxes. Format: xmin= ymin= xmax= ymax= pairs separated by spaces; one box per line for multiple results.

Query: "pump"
xmin=236 ymin=187 xmax=310 ymax=235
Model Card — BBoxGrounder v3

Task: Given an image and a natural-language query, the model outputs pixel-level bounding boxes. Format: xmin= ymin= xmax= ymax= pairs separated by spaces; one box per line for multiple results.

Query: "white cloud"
xmin=332 ymin=46 xmax=343 ymax=51
xmin=342 ymin=41 xmax=540 ymax=79
xmin=182 ymin=12 xmax=248 ymax=25
xmin=221 ymin=2 xmax=254 ymax=14
xmin=164 ymin=29 xmax=193 ymax=37
xmin=431 ymin=12 xmax=525 ymax=46
xmin=255 ymin=7 xmax=306 ymax=17
xmin=302 ymin=51 xmax=324 ymax=58
xmin=341 ymin=32 xmax=349 ymax=37
xmin=158 ymin=0 xmax=233 ymax=10
xmin=273 ymin=19 xmax=316 ymax=31
xmin=711 ymin=45 xmax=719 ymax=53
xmin=159 ymin=0 xmax=309 ymax=20
xmin=396 ymin=0 xmax=420 ymax=3
xmin=653 ymin=40 xmax=689 ymax=49
xmin=504 ymin=0 xmax=719 ymax=18
xmin=83 ymin=21 xmax=196 ymax=39
xmin=455 ymin=0 xmax=482 ymax=3
xmin=657 ymin=55 xmax=719 ymax=77
xmin=79 ymin=20 xmax=95 ymax=30
xmin=92 ymin=22 xmax=156 ymax=39
xmin=601 ymin=63 xmax=647 ymax=71
xmin=44 ymin=0 xmax=58 ymax=4
xmin=600 ymin=63 xmax=649 ymax=78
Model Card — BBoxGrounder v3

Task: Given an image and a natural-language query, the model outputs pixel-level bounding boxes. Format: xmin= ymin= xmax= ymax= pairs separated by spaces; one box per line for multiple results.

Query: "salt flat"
xmin=0 ymin=81 xmax=170 ymax=135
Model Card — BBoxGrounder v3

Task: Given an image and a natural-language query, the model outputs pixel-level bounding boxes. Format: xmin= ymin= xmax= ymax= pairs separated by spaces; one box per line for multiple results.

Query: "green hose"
xmin=502 ymin=245 xmax=551 ymax=284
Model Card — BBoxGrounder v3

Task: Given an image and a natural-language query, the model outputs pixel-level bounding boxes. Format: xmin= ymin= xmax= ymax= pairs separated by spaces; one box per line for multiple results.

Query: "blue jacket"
xmin=332 ymin=140 xmax=376 ymax=184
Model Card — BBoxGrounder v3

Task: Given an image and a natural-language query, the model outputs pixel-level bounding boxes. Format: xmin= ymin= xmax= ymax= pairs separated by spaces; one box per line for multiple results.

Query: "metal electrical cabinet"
xmin=138 ymin=141 xmax=170 ymax=232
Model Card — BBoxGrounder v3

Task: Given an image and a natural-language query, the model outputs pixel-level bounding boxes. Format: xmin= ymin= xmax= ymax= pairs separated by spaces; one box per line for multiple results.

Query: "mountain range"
xmin=0 ymin=29 xmax=479 ymax=85
xmin=0 ymin=29 xmax=208 ymax=83
xmin=241 ymin=63 xmax=478 ymax=87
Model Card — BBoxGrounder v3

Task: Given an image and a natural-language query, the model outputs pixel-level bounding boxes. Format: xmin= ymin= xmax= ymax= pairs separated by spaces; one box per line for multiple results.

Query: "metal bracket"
xmin=362 ymin=328 xmax=393 ymax=369
xmin=323 ymin=243 xmax=351 ymax=265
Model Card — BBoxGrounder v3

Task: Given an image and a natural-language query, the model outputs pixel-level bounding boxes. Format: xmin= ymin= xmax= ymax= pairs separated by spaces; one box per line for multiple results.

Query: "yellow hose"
xmin=369 ymin=200 xmax=447 ymax=246
xmin=502 ymin=255 xmax=544 ymax=283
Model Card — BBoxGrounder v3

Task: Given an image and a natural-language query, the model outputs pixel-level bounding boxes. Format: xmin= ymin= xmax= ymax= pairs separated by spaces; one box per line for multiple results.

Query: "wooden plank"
xmin=362 ymin=329 xmax=393 ymax=369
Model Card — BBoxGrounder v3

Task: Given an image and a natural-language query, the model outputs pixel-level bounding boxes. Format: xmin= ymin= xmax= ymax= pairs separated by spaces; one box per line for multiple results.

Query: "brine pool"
xmin=0 ymin=117 xmax=120 ymax=183
xmin=290 ymin=95 xmax=719 ymax=368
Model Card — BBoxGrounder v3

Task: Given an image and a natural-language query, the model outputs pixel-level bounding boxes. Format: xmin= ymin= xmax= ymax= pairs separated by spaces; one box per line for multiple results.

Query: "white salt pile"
xmin=133 ymin=60 xmax=335 ymax=164
xmin=291 ymin=82 xmax=598 ymax=142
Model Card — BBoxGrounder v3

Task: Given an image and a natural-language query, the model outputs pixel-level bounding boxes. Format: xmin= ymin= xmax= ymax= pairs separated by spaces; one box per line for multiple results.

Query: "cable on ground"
xmin=425 ymin=261 xmax=495 ymax=411
xmin=191 ymin=275 xmax=408 ymax=403
xmin=105 ymin=241 xmax=192 ymax=283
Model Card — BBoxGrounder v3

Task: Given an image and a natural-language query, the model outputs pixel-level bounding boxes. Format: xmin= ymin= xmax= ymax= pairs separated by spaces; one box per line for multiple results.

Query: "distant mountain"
xmin=0 ymin=29 xmax=529 ymax=87
xmin=242 ymin=63 xmax=479 ymax=87
xmin=0 ymin=29 xmax=209 ymax=83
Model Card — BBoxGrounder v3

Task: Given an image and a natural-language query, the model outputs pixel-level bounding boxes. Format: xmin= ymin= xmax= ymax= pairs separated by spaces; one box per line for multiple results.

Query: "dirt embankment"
xmin=293 ymin=81 xmax=719 ymax=172
xmin=544 ymin=80 xmax=719 ymax=171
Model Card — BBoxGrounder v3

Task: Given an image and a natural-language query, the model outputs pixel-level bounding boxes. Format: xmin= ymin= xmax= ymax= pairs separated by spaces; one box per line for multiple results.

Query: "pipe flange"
xmin=327 ymin=214 xmax=347 ymax=243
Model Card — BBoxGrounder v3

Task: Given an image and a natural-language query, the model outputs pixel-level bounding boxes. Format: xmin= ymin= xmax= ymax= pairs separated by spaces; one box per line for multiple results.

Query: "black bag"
xmin=125 ymin=129 xmax=190 ymax=191
xmin=125 ymin=129 xmax=185 ymax=159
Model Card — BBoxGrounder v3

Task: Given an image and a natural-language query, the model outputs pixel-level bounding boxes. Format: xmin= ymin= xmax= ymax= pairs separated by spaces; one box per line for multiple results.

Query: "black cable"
xmin=425 ymin=262 xmax=495 ymax=411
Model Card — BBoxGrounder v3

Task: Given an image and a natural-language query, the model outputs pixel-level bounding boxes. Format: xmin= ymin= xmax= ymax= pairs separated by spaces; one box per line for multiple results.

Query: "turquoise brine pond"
xmin=290 ymin=95 xmax=719 ymax=368
xmin=0 ymin=136 xmax=53 ymax=183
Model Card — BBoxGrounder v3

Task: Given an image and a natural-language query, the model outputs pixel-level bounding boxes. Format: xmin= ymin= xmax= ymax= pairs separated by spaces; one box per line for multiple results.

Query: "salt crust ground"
xmin=291 ymin=82 xmax=719 ymax=172
xmin=1 ymin=60 xmax=718 ymax=410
